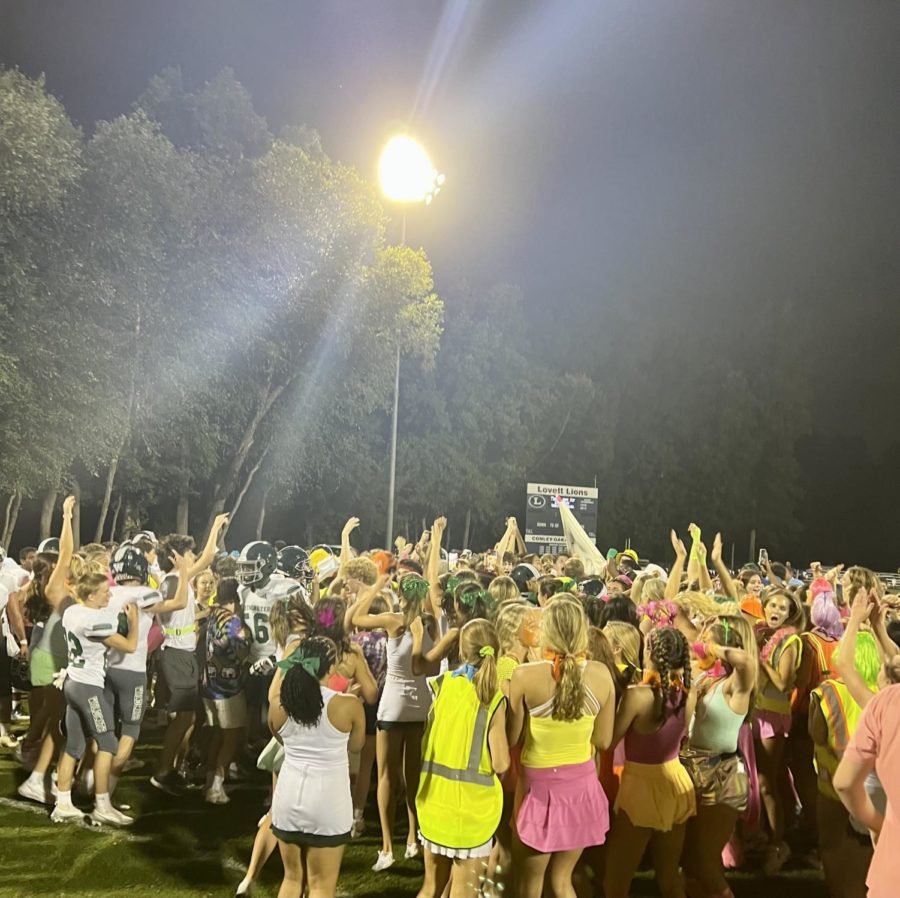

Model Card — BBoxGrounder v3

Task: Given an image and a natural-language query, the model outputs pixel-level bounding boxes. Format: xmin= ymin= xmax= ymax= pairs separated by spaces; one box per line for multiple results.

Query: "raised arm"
xmin=510 ymin=518 xmax=526 ymax=556
xmin=687 ymin=523 xmax=703 ymax=586
xmin=339 ymin=516 xmax=360 ymax=579
xmin=836 ymin=591 xmax=877 ymax=710
xmin=46 ymin=495 xmax=76 ymax=606
xmin=426 ymin=517 xmax=447 ymax=620
xmin=189 ymin=513 xmax=229 ymax=579
xmin=145 ymin=552 xmax=190 ymax=615
xmin=710 ymin=532 xmax=737 ymax=599
xmin=868 ymin=590 xmax=900 ymax=662
xmin=350 ymin=575 xmax=400 ymax=633
xmin=696 ymin=542 xmax=713 ymax=591
xmin=665 ymin=530 xmax=688 ymax=600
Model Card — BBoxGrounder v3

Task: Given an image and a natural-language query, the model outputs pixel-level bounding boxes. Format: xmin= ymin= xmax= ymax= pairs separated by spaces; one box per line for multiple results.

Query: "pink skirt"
xmin=516 ymin=759 xmax=610 ymax=853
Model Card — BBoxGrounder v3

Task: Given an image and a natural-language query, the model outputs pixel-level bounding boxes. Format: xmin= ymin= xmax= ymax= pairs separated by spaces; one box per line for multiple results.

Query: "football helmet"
xmin=111 ymin=543 xmax=149 ymax=585
xmin=236 ymin=541 xmax=277 ymax=588
xmin=277 ymin=545 xmax=313 ymax=581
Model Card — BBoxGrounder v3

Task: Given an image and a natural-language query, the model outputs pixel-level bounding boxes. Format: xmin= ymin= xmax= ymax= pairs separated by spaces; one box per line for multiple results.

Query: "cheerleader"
xmin=507 ymin=596 xmax=615 ymax=898
xmin=268 ymin=636 xmax=365 ymax=898
xmin=755 ymin=587 xmax=805 ymax=873
xmin=681 ymin=616 xmax=757 ymax=898
xmin=415 ymin=619 xmax=509 ymax=898
xmin=604 ymin=627 xmax=696 ymax=898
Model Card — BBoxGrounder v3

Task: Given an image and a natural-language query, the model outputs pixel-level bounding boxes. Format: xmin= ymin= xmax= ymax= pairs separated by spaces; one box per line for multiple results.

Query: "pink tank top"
xmin=624 ymin=694 xmax=687 ymax=764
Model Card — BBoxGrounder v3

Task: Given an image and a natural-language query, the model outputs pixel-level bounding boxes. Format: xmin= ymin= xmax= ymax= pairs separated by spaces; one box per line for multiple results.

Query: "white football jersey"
xmin=240 ymin=577 xmax=304 ymax=662
xmin=107 ymin=584 xmax=161 ymax=672
xmin=62 ymin=604 xmax=120 ymax=688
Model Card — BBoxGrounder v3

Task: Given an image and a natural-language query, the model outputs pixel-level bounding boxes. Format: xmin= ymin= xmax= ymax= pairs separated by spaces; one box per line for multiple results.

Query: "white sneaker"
xmin=18 ymin=777 xmax=54 ymax=805
xmin=91 ymin=805 xmax=134 ymax=827
xmin=372 ymin=850 xmax=395 ymax=871
xmin=50 ymin=804 xmax=84 ymax=823
xmin=350 ymin=811 xmax=365 ymax=838
xmin=405 ymin=842 xmax=419 ymax=859
xmin=205 ymin=784 xmax=230 ymax=805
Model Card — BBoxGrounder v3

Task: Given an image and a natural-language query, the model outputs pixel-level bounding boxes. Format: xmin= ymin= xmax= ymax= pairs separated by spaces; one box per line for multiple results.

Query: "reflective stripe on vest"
xmin=417 ymin=672 xmax=505 ymax=848
xmin=163 ymin=624 xmax=196 ymax=637
xmin=420 ymin=700 xmax=496 ymax=787
xmin=817 ymin=679 xmax=863 ymax=755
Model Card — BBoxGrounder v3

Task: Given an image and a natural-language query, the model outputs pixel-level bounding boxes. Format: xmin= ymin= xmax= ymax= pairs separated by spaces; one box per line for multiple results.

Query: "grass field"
xmin=0 ymin=722 xmax=828 ymax=898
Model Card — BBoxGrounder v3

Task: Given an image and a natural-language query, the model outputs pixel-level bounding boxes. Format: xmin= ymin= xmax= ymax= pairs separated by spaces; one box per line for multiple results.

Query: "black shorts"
xmin=159 ymin=648 xmax=199 ymax=713
xmin=0 ymin=638 xmax=11 ymax=697
xmin=246 ymin=670 xmax=275 ymax=708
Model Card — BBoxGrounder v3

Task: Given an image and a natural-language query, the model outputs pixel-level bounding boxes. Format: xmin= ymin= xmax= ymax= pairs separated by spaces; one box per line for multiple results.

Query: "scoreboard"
xmin=524 ymin=482 xmax=598 ymax=554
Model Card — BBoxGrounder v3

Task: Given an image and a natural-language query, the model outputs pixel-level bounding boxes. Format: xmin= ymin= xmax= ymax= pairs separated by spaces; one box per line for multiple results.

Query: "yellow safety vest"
xmin=758 ymin=633 xmax=802 ymax=714
xmin=812 ymin=678 xmax=865 ymax=800
xmin=416 ymin=671 xmax=505 ymax=849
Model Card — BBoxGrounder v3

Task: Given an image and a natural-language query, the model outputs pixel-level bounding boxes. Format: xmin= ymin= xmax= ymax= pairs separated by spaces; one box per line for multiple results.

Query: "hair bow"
xmin=277 ymin=651 xmax=320 ymax=679
xmin=400 ymin=576 xmax=429 ymax=602
xmin=543 ymin=649 xmax=586 ymax=681
xmin=317 ymin=607 xmax=336 ymax=628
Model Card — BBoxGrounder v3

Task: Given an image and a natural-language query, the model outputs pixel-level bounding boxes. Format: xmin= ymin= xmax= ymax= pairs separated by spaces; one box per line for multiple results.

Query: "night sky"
xmin=3 ymin=1 xmax=900 ymax=563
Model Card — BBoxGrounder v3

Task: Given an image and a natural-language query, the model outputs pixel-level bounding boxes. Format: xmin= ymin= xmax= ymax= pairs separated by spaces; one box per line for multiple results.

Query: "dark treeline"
xmin=1 ymin=67 xmax=896 ymax=567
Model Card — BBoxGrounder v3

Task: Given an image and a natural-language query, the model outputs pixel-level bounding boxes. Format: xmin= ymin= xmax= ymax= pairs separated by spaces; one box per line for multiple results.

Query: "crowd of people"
xmin=0 ymin=503 xmax=898 ymax=898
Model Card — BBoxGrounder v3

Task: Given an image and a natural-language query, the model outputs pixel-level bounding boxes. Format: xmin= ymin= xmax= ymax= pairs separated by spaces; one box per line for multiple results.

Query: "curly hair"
xmin=345 ymin=557 xmax=378 ymax=586
xmin=646 ymin=626 xmax=691 ymax=723
xmin=279 ymin=636 xmax=338 ymax=727
xmin=157 ymin=534 xmax=196 ymax=573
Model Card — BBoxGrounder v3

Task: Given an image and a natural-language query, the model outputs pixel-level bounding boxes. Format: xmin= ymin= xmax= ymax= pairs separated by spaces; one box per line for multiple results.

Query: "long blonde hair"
xmin=495 ymin=600 xmax=529 ymax=656
xmin=459 ymin=618 xmax=500 ymax=706
xmin=541 ymin=597 xmax=589 ymax=721
xmin=603 ymin=620 xmax=642 ymax=686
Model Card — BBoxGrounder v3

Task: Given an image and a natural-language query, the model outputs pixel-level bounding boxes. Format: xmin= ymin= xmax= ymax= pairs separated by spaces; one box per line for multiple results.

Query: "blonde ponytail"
xmin=542 ymin=597 xmax=589 ymax=722
xmin=459 ymin=619 xmax=500 ymax=707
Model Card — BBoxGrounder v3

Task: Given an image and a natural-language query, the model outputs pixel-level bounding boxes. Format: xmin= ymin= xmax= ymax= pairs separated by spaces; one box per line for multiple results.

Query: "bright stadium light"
xmin=378 ymin=135 xmax=443 ymax=204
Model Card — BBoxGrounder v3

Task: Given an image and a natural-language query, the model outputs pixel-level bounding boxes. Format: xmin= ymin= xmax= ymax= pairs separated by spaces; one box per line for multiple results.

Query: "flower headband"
xmin=637 ymin=600 xmax=678 ymax=628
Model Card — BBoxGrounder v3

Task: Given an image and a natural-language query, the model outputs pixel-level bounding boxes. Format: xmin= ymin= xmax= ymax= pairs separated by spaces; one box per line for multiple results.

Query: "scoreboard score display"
xmin=524 ymin=482 xmax=599 ymax=554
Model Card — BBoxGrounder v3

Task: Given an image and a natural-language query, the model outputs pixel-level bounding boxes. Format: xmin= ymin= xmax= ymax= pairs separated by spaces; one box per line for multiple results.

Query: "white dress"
xmin=376 ymin=628 xmax=433 ymax=724
xmin=271 ymin=687 xmax=352 ymax=843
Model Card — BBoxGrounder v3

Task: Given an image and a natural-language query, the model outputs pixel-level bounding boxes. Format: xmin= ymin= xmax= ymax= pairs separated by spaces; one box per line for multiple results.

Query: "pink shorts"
xmin=755 ymin=709 xmax=792 ymax=739
xmin=516 ymin=759 xmax=610 ymax=853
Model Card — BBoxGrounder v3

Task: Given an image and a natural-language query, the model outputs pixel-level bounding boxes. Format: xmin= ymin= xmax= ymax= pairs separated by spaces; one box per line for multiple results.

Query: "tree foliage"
xmin=0 ymin=67 xmax=812 ymax=558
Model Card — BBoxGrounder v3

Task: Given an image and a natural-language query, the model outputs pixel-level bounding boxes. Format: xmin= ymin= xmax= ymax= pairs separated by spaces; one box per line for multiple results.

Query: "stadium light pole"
xmin=378 ymin=135 xmax=444 ymax=548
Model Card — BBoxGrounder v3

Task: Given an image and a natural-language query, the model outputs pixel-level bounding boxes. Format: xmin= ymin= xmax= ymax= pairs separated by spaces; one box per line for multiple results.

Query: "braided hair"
xmin=646 ymin=626 xmax=691 ymax=723
xmin=279 ymin=636 xmax=338 ymax=727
